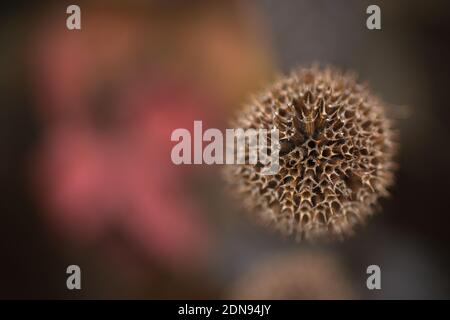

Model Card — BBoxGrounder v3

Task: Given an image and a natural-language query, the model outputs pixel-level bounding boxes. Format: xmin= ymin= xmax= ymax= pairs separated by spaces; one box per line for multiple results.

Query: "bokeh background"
xmin=1 ymin=0 xmax=450 ymax=299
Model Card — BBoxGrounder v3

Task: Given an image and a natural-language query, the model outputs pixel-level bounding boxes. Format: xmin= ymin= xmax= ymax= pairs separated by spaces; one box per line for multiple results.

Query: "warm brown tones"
xmin=228 ymin=252 xmax=357 ymax=299
xmin=224 ymin=66 xmax=396 ymax=241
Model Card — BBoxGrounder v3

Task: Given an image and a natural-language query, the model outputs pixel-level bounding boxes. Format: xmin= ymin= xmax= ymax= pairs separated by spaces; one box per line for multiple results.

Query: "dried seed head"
xmin=224 ymin=66 xmax=397 ymax=241
xmin=228 ymin=252 xmax=356 ymax=299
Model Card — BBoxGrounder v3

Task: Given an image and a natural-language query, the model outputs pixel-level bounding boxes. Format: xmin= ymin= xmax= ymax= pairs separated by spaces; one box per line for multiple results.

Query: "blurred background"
xmin=1 ymin=0 xmax=450 ymax=299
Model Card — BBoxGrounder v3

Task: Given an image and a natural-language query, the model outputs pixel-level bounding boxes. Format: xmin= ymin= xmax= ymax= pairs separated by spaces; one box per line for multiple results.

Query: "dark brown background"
xmin=1 ymin=0 xmax=449 ymax=299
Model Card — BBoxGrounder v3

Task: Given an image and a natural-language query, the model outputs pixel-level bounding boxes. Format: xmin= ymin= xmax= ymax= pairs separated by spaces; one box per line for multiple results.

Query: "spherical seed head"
xmin=224 ymin=66 xmax=397 ymax=241
xmin=228 ymin=252 xmax=357 ymax=299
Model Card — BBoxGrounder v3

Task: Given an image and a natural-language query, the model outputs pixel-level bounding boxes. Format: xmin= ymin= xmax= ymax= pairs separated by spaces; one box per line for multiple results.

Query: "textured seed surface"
xmin=224 ymin=66 xmax=396 ymax=241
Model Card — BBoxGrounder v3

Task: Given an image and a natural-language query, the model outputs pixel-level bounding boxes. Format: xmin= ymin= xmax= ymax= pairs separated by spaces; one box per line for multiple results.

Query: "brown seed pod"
xmin=223 ymin=66 xmax=397 ymax=241
xmin=228 ymin=252 xmax=357 ymax=299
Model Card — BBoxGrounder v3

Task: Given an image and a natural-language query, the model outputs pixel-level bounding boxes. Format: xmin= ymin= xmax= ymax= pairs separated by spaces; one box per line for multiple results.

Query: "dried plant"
xmin=224 ymin=66 xmax=397 ymax=241
xmin=228 ymin=252 xmax=357 ymax=299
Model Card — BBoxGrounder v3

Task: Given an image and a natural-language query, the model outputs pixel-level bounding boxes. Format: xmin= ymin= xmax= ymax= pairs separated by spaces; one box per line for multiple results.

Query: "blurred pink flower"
xmin=29 ymin=20 xmax=217 ymax=269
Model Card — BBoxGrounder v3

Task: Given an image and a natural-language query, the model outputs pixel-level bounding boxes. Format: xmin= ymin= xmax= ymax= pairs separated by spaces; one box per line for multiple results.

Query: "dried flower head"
xmin=228 ymin=252 xmax=357 ymax=299
xmin=224 ymin=66 xmax=396 ymax=241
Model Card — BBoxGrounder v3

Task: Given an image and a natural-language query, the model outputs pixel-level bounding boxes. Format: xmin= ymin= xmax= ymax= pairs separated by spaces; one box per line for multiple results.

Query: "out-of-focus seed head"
xmin=228 ymin=252 xmax=357 ymax=299
xmin=224 ymin=66 xmax=397 ymax=241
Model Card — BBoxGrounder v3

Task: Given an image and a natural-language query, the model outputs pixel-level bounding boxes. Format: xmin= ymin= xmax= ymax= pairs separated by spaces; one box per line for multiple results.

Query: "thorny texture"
xmin=224 ymin=66 xmax=397 ymax=241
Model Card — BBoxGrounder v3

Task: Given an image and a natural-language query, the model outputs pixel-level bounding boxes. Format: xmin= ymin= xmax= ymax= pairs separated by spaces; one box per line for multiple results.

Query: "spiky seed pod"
xmin=223 ymin=66 xmax=397 ymax=241
xmin=228 ymin=252 xmax=357 ymax=299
